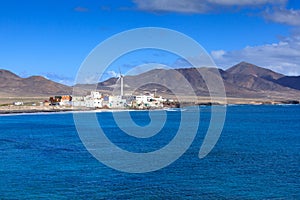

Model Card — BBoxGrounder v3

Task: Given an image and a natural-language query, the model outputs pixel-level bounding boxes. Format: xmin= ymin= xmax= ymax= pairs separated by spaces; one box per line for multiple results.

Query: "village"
xmin=45 ymin=70 xmax=179 ymax=110
xmin=9 ymin=72 xmax=178 ymax=110
xmin=46 ymin=91 xmax=177 ymax=110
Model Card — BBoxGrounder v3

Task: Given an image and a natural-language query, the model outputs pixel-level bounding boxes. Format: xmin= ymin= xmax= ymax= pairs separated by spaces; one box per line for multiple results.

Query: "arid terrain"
xmin=1 ymin=62 xmax=300 ymax=109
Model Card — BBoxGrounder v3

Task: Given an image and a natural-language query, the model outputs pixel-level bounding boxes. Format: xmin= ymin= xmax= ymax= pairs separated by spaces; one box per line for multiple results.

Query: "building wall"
xmin=85 ymin=99 xmax=103 ymax=108
xmin=108 ymin=96 xmax=126 ymax=108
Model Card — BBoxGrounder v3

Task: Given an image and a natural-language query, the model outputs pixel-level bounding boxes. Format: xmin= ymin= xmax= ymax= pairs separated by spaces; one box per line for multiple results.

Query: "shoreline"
xmin=0 ymin=101 xmax=299 ymax=116
xmin=0 ymin=106 xmax=94 ymax=115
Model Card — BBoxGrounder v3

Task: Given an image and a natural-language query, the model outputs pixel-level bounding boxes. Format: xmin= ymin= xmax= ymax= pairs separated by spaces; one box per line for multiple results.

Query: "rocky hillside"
xmin=2 ymin=62 xmax=300 ymax=99
xmin=0 ymin=69 xmax=72 ymax=96
xmin=90 ymin=62 xmax=300 ymax=99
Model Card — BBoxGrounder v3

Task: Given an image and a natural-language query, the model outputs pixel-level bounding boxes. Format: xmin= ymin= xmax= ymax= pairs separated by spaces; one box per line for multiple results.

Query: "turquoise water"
xmin=0 ymin=105 xmax=299 ymax=199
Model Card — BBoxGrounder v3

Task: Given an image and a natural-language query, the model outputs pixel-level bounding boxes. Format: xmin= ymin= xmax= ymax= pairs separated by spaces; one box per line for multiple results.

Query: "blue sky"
xmin=0 ymin=0 xmax=299 ymax=85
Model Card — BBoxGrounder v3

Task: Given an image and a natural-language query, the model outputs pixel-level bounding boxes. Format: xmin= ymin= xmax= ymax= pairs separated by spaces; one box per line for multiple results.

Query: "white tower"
xmin=120 ymin=74 xmax=124 ymax=97
xmin=119 ymin=68 xmax=124 ymax=97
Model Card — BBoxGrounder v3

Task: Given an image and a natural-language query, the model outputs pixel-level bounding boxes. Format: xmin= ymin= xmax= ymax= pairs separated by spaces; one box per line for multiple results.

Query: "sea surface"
xmin=0 ymin=105 xmax=299 ymax=199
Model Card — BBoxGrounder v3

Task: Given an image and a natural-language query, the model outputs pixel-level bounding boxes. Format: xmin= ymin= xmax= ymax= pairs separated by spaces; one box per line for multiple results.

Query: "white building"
xmin=72 ymin=96 xmax=86 ymax=107
xmin=103 ymin=96 xmax=127 ymax=108
xmin=135 ymin=95 xmax=150 ymax=104
xmin=133 ymin=94 xmax=164 ymax=109
xmin=90 ymin=91 xmax=101 ymax=99
xmin=13 ymin=102 xmax=24 ymax=106
xmin=85 ymin=99 xmax=103 ymax=108
xmin=83 ymin=91 xmax=103 ymax=108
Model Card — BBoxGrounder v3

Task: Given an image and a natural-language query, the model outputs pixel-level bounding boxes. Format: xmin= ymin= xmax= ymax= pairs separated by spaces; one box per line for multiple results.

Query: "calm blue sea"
xmin=0 ymin=105 xmax=299 ymax=199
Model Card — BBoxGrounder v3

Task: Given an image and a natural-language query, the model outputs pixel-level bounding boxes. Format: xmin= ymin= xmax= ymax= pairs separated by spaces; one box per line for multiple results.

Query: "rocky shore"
xmin=0 ymin=98 xmax=299 ymax=115
xmin=0 ymin=105 xmax=94 ymax=115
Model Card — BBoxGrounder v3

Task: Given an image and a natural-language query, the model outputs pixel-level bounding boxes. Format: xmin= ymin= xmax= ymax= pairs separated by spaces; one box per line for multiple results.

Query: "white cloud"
xmin=211 ymin=50 xmax=226 ymax=59
xmin=43 ymin=73 xmax=75 ymax=86
xmin=133 ymin=0 xmax=300 ymax=29
xmin=107 ymin=70 xmax=119 ymax=77
xmin=132 ymin=0 xmax=300 ymax=76
xmin=264 ymin=8 xmax=300 ymax=26
xmin=207 ymin=0 xmax=286 ymax=6
xmin=133 ymin=0 xmax=286 ymax=13
xmin=211 ymin=33 xmax=300 ymax=75
xmin=133 ymin=0 xmax=209 ymax=13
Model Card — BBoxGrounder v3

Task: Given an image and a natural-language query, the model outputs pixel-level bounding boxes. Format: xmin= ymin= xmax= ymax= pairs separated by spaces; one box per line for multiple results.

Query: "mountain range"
xmin=90 ymin=61 xmax=300 ymax=99
xmin=0 ymin=69 xmax=72 ymax=96
xmin=1 ymin=62 xmax=300 ymax=100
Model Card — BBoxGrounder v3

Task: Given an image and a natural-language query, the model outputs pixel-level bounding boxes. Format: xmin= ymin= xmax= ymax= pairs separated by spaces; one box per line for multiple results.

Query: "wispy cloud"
xmin=211 ymin=33 xmax=300 ymax=75
xmin=132 ymin=0 xmax=300 ymax=76
xmin=264 ymin=8 xmax=300 ymax=26
xmin=133 ymin=0 xmax=287 ymax=14
xmin=132 ymin=0 xmax=300 ymax=32
xmin=74 ymin=6 xmax=89 ymax=12
xmin=133 ymin=0 xmax=209 ymax=13
xmin=207 ymin=0 xmax=286 ymax=6
xmin=107 ymin=70 xmax=119 ymax=78
xmin=43 ymin=73 xmax=75 ymax=86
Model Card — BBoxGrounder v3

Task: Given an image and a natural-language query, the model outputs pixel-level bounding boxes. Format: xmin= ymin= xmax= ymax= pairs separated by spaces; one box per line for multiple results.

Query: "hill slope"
xmin=224 ymin=62 xmax=293 ymax=93
xmin=226 ymin=62 xmax=284 ymax=80
xmin=2 ymin=62 xmax=300 ymax=100
xmin=90 ymin=62 xmax=300 ymax=99
xmin=0 ymin=69 xmax=72 ymax=96
xmin=275 ymin=76 xmax=300 ymax=90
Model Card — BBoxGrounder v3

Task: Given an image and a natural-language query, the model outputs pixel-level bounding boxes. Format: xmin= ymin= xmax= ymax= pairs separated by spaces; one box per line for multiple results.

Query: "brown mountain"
xmin=2 ymin=62 xmax=300 ymax=99
xmin=0 ymin=69 xmax=72 ymax=96
xmin=224 ymin=62 xmax=295 ymax=94
xmin=275 ymin=76 xmax=300 ymax=90
xmin=226 ymin=61 xmax=284 ymax=80
xmin=88 ymin=62 xmax=300 ymax=99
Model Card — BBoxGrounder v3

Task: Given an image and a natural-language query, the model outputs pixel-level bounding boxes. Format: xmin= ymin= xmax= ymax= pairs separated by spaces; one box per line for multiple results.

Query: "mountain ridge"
xmin=226 ymin=61 xmax=284 ymax=80
xmin=92 ymin=62 xmax=300 ymax=99
xmin=1 ymin=62 xmax=300 ymax=100
xmin=0 ymin=69 xmax=73 ymax=96
xmin=84 ymin=62 xmax=299 ymax=99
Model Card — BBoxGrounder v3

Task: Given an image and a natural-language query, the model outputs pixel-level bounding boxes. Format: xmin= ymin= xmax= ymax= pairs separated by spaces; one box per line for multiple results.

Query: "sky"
xmin=0 ymin=0 xmax=300 ymax=85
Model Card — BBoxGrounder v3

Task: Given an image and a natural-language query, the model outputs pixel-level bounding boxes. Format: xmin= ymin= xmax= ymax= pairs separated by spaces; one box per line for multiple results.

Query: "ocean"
xmin=0 ymin=105 xmax=299 ymax=199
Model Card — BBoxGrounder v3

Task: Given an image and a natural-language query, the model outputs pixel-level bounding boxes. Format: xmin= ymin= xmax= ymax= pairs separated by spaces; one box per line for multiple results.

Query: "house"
xmin=83 ymin=91 xmax=103 ymax=108
xmin=84 ymin=98 xmax=103 ymax=108
xmin=103 ymin=96 xmax=127 ymax=108
xmin=72 ymin=96 xmax=86 ymax=107
xmin=49 ymin=96 xmax=62 ymax=106
xmin=60 ymin=95 xmax=72 ymax=106
xmin=132 ymin=93 xmax=164 ymax=109
xmin=13 ymin=102 xmax=23 ymax=106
